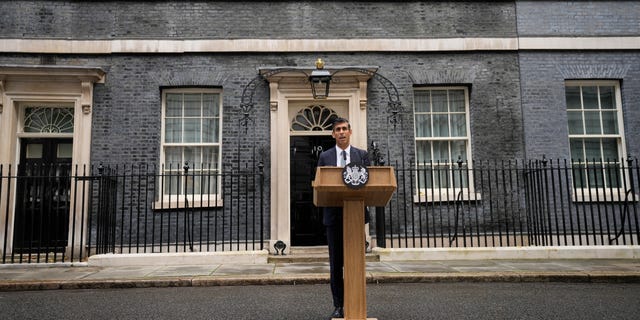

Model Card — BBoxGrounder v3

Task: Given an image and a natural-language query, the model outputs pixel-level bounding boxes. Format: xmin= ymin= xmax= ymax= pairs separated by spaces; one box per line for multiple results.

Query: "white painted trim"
xmin=266 ymin=76 xmax=370 ymax=254
xmin=87 ymin=250 xmax=269 ymax=266
xmin=0 ymin=69 xmax=102 ymax=257
xmin=152 ymin=197 xmax=224 ymax=210
xmin=413 ymin=189 xmax=482 ymax=203
xmin=571 ymin=189 xmax=639 ymax=203
xmin=373 ymin=245 xmax=640 ymax=261
xmin=158 ymin=89 xmax=224 ymax=205
xmin=0 ymin=38 xmax=515 ymax=53
xmin=1 ymin=37 xmax=638 ymax=54
xmin=519 ymin=37 xmax=640 ymax=50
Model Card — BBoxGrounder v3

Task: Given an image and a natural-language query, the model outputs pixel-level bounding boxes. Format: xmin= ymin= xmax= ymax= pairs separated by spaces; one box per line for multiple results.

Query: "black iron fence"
xmin=377 ymin=158 xmax=639 ymax=248
xmin=0 ymin=163 xmax=265 ymax=263
xmin=1 ymin=158 xmax=638 ymax=264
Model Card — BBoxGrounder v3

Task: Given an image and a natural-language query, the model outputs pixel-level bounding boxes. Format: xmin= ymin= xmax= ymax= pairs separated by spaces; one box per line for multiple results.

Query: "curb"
xmin=1 ymin=272 xmax=639 ymax=292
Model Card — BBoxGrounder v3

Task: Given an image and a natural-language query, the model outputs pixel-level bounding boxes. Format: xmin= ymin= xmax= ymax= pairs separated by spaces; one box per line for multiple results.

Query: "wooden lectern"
xmin=313 ymin=166 xmax=397 ymax=320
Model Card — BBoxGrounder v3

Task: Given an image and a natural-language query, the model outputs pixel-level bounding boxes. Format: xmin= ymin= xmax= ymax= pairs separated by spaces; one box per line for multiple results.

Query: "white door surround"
xmin=261 ymin=67 xmax=375 ymax=253
xmin=0 ymin=65 xmax=105 ymax=256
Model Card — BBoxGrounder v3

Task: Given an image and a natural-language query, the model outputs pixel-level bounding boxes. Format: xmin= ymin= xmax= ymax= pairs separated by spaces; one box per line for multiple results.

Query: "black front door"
xmin=290 ymin=136 xmax=335 ymax=246
xmin=14 ymin=138 xmax=73 ymax=253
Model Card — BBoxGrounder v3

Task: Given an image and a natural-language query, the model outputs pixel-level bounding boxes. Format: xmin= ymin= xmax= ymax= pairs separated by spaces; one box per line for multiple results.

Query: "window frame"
xmin=157 ymin=88 xmax=223 ymax=208
xmin=412 ymin=86 xmax=478 ymax=203
xmin=17 ymin=102 xmax=75 ymax=138
xmin=565 ymin=80 xmax=629 ymax=202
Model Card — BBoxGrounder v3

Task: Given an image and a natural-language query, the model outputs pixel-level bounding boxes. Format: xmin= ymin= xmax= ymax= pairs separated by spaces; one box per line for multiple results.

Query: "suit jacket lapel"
xmin=327 ymin=147 xmax=337 ymax=166
xmin=350 ymin=147 xmax=360 ymax=164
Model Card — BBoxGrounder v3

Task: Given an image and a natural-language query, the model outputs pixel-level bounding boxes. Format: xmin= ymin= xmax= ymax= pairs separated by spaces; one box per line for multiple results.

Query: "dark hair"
xmin=332 ymin=117 xmax=350 ymax=131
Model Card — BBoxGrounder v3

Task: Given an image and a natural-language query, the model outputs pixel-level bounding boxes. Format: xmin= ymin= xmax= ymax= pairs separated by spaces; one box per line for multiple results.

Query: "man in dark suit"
xmin=317 ymin=117 xmax=370 ymax=319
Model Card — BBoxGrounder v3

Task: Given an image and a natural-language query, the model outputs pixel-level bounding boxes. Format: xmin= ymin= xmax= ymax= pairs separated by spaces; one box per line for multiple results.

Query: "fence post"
xmin=258 ymin=161 xmax=264 ymax=250
xmin=628 ymin=156 xmax=636 ymax=195
xmin=371 ymin=142 xmax=387 ymax=248
xmin=183 ymin=162 xmax=194 ymax=252
xmin=626 ymin=156 xmax=638 ymax=245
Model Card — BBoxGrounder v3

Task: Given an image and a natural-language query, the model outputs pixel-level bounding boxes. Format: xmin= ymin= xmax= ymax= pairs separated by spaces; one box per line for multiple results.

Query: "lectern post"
xmin=343 ymin=199 xmax=367 ymax=319
xmin=313 ymin=166 xmax=396 ymax=320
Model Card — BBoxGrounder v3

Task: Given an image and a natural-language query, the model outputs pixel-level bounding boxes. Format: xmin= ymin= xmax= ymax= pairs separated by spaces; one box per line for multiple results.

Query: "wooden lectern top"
xmin=312 ymin=166 xmax=397 ymax=207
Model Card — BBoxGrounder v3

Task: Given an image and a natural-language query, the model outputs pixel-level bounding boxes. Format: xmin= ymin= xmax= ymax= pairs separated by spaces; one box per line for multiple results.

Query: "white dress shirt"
xmin=335 ymin=145 xmax=351 ymax=167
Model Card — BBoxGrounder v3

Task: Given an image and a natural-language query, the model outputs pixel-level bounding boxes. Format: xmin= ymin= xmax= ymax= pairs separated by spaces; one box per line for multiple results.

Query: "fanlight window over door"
xmin=23 ymin=106 xmax=74 ymax=133
xmin=291 ymin=105 xmax=338 ymax=131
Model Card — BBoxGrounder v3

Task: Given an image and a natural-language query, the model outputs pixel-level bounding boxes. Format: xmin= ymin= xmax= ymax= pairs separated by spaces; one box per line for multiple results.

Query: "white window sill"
xmin=571 ymin=189 xmax=638 ymax=203
xmin=153 ymin=197 xmax=223 ymax=210
xmin=413 ymin=189 xmax=482 ymax=203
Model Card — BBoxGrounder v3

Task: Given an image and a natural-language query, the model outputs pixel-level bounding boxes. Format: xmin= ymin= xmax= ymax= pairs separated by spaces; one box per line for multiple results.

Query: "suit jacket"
xmin=317 ymin=145 xmax=371 ymax=226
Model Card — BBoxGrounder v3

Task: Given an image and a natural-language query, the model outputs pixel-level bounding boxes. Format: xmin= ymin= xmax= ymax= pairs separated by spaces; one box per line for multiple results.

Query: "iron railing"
xmin=377 ymin=158 xmax=639 ymax=248
xmin=1 ymin=158 xmax=638 ymax=264
xmin=0 ymin=163 xmax=265 ymax=263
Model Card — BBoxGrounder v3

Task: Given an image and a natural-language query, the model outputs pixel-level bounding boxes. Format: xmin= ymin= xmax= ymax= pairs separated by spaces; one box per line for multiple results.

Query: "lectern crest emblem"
xmin=342 ymin=163 xmax=369 ymax=189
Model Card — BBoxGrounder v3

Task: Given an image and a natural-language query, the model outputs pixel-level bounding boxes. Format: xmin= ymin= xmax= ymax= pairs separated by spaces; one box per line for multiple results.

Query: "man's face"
xmin=332 ymin=121 xmax=352 ymax=149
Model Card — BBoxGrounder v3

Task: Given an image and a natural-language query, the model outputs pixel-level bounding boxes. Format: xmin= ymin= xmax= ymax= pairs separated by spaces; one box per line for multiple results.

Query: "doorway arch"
xmin=0 ymin=66 xmax=105 ymax=257
xmin=289 ymin=104 xmax=340 ymax=246
xmin=262 ymin=68 xmax=374 ymax=253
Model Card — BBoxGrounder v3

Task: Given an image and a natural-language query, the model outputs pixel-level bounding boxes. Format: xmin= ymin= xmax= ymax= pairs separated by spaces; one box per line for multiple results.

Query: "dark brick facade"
xmin=516 ymin=1 xmax=640 ymax=36
xmin=519 ymin=51 xmax=640 ymax=160
xmin=516 ymin=1 xmax=640 ymax=159
xmin=1 ymin=1 xmax=639 ymax=246
xmin=514 ymin=1 xmax=640 ymax=160
xmin=0 ymin=1 xmax=516 ymax=39
xmin=0 ymin=51 xmax=517 ymax=169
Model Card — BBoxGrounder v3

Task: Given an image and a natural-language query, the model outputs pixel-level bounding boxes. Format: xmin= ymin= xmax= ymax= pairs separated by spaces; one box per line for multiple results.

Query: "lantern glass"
xmin=309 ymin=69 xmax=332 ymax=99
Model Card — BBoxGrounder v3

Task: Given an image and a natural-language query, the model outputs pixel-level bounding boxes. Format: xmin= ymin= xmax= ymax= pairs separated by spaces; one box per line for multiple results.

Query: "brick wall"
xmin=0 ymin=1 xmax=516 ymax=39
xmin=519 ymin=52 xmax=640 ymax=160
xmin=2 ymin=0 xmax=639 ymax=244
xmin=81 ymin=51 xmax=523 ymax=166
xmin=517 ymin=1 xmax=640 ymax=36
xmin=0 ymin=51 xmax=521 ymax=240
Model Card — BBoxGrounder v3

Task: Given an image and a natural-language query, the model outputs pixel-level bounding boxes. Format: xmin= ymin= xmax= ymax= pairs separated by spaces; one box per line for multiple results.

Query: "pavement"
xmin=1 ymin=258 xmax=640 ymax=292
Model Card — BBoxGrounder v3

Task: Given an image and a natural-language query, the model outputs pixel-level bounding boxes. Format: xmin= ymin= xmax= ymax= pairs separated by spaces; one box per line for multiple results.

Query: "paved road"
xmin=2 ymin=282 xmax=639 ymax=319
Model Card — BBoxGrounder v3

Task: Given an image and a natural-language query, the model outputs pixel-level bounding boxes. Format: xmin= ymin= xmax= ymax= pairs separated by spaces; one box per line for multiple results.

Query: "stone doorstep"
xmin=374 ymin=245 xmax=640 ymax=261
xmin=268 ymin=253 xmax=379 ymax=263
xmin=270 ymin=245 xmax=379 ymax=263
